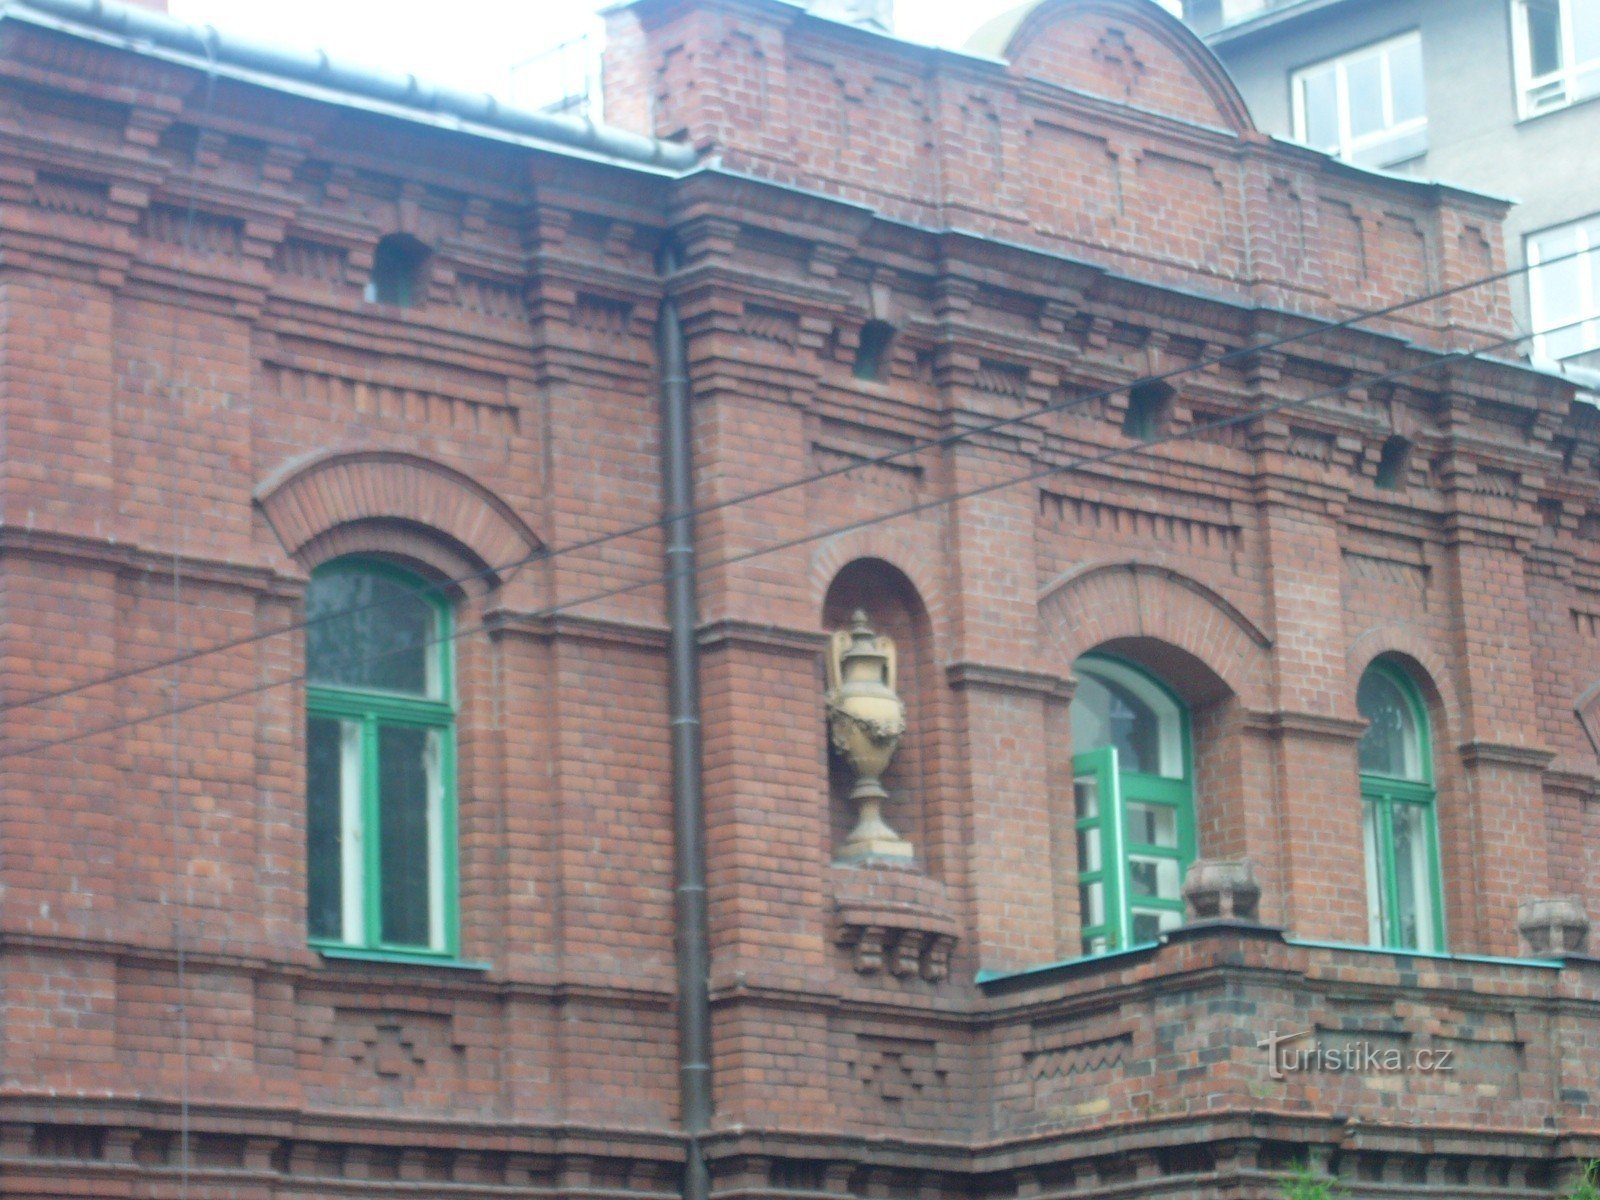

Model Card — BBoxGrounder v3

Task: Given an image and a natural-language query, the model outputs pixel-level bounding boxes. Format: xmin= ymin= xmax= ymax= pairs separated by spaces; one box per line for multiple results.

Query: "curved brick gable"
xmin=997 ymin=0 xmax=1253 ymax=133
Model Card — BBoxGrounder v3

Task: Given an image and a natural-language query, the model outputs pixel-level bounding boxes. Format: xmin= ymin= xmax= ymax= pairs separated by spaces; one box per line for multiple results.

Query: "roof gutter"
xmin=0 ymin=0 xmax=697 ymax=173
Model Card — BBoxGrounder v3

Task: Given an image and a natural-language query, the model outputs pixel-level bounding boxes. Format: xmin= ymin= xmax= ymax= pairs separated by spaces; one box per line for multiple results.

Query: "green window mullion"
xmin=361 ymin=713 xmax=383 ymax=954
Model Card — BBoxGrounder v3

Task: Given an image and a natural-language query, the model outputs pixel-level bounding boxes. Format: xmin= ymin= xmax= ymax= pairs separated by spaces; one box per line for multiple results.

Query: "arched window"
xmin=1070 ymin=655 xmax=1194 ymax=955
xmin=1357 ymin=660 xmax=1444 ymax=951
xmin=305 ymin=559 xmax=457 ymax=959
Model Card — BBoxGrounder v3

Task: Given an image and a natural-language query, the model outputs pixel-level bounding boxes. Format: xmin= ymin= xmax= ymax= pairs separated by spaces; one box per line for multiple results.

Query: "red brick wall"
xmin=0 ymin=0 xmax=1597 ymax=1194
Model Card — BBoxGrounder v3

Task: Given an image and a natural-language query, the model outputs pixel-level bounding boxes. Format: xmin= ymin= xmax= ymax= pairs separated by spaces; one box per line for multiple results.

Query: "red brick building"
xmin=1 ymin=0 xmax=1598 ymax=1196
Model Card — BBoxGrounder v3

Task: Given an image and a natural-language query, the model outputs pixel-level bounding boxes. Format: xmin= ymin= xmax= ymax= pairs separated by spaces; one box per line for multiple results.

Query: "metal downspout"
xmin=657 ymin=246 xmax=712 ymax=1200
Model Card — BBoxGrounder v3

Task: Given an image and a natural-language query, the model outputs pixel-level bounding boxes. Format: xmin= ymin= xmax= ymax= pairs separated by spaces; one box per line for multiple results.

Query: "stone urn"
xmin=826 ymin=610 xmax=913 ymax=861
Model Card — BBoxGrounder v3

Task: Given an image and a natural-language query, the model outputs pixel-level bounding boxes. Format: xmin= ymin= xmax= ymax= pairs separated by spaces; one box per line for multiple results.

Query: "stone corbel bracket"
xmin=835 ymin=901 xmax=959 ymax=982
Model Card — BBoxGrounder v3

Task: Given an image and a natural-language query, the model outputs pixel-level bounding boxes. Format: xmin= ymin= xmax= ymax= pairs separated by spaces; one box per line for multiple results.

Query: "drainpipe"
xmin=657 ymin=244 xmax=712 ymax=1200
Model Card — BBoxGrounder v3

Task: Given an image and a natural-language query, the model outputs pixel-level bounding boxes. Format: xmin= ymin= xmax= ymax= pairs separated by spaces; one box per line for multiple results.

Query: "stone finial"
xmin=1517 ymin=896 xmax=1590 ymax=956
xmin=1182 ymin=858 xmax=1262 ymax=922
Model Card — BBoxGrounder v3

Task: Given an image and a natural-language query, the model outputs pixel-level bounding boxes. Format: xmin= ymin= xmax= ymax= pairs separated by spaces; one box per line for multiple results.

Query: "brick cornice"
xmin=696 ymin=619 xmax=829 ymax=658
xmin=944 ymin=661 xmax=1074 ymax=700
xmin=0 ymin=526 xmax=300 ymax=595
xmin=1241 ymin=709 xmax=1368 ymax=742
xmin=483 ymin=610 xmax=669 ymax=651
xmin=1457 ymin=740 xmax=1556 ymax=771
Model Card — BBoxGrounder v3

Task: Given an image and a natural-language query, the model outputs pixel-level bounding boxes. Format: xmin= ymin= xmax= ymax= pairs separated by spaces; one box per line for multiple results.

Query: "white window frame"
xmin=1511 ymin=0 xmax=1600 ymax=118
xmin=1526 ymin=215 xmax=1600 ymax=364
xmin=1290 ymin=32 xmax=1428 ymax=168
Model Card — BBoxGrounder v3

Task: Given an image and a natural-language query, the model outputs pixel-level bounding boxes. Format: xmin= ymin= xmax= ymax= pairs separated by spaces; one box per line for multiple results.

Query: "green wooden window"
xmin=1357 ymin=660 xmax=1445 ymax=952
xmin=1070 ymin=655 xmax=1195 ymax=955
xmin=305 ymin=559 xmax=458 ymax=960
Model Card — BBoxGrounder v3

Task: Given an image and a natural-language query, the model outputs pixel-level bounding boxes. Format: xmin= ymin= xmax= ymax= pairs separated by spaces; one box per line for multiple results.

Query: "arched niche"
xmin=822 ymin=558 xmax=939 ymax=872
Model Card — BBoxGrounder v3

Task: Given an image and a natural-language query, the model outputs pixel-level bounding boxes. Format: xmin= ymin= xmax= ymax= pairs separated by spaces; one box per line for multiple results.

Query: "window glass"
xmin=1345 ymin=50 xmax=1386 ymax=138
xmin=1574 ymin=0 xmax=1600 ymax=64
xmin=1071 ymin=661 xmax=1182 ymax=778
xmin=307 ymin=569 xmax=437 ymax=696
xmin=305 ymin=559 xmax=455 ymax=959
xmin=1071 ymin=656 xmax=1192 ymax=957
xmin=377 ymin=725 xmax=440 ymax=948
xmin=1300 ymin=66 xmax=1340 ymax=150
xmin=1390 ymin=801 xmax=1435 ymax=949
xmin=1528 ymin=216 xmax=1600 ymax=362
xmin=1527 ymin=0 xmax=1564 ymax=76
xmin=1357 ymin=668 xmax=1422 ymax=779
xmin=1357 ymin=662 xmax=1442 ymax=952
xmin=1292 ymin=33 xmax=1426 ymax=167
xmin=1389 ymin=37 xmax=1426 ymax=122
xmin=306 ymin=716 xmax=349 ymax=942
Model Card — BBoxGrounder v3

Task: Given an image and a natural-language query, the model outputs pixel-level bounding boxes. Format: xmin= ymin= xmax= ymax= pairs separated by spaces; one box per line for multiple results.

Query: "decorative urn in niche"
xmin=825 ymin=610 xmax=914 ymax=862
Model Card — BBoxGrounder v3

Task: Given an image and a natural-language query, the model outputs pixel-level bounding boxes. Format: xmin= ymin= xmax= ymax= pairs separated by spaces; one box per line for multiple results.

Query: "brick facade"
xmin=0 ymin=0 xmax=1597 ymax=1197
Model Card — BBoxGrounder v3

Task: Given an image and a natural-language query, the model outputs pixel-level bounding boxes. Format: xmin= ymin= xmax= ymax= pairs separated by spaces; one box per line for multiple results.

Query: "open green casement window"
xmin=305 ymin=559 xmax=458 ymax=961
xmin=1357 ymin=660 xmax=1445 ymax=952
xmin=1071 ymin=656 xmax=1195 ymax=956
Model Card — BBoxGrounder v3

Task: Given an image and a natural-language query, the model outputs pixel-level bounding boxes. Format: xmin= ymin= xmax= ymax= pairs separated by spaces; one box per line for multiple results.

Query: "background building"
xmin=1181 ymin=0 xmax=1600 ymax=378
xmin=0 ymin=0 xmax=1598 ymax=1198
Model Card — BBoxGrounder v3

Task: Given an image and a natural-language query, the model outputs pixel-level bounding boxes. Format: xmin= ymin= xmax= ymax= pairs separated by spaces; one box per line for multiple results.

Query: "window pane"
xmin=1357 ymin=669 xmax=1423 ymax=779
xmin=307 ymin=717 xmax=362 ymax=943
xmin=1129 ymin=855 xmax=1181 ymax=900
xmin=1079 ymin=881 xmax=1105 ymax=929
xmin=307 ymin=717 xmax=345 ymax=940
xmin=1344 ymin=52 xmax=1386 ymax=138
xmin=1131 ymin=911 xmax=1160 ymax=944
xmin=1390 ymin=802 xmax=1436 ymax=950
xmin=1073 ymin=673 xmax=1161 ymax=774
xmin=378 ymin=724 xmax=440 ymax=948
xmin=1074 ymin=775 xmax=1099 ymax=820
xmin=306 ymin=567 xmax=437 ymax=696
xmin=1576 ymin=0 xmax=1600 ymax=68
xmin=1077 ymin=825 xmax=1102 ymax=873
xmin=1300 ymin=67 xmax=1340 ymax=150
xmin=1126 ymin=801 xmax=1178 ymax=848
xmin=1363 ymin=799 xmax=1387 ymax=946
xmin=1527 ymin=0 xmax=1564 ymax=77
xmin=1389 ymin=37 xmax=1426 ymax=123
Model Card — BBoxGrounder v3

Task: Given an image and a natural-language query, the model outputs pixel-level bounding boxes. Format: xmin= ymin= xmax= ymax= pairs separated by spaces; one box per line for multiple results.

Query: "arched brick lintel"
xmin=1038 ymin=560 xmax=1272 ymax=709
xmin=256 ymin=450 xmax=542 ymax=586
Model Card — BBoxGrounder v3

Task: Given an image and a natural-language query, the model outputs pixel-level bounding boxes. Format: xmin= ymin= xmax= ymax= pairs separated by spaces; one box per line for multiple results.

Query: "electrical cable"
xmin=3 ymin=309 xmax=1587 ymax=766
xmin=0 ymin=244 xmax=1588 ymax=721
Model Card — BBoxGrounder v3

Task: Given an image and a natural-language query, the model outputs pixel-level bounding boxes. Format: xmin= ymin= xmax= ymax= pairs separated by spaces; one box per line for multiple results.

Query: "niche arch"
xmin=822 ymin=557 xmax=943 ymax=873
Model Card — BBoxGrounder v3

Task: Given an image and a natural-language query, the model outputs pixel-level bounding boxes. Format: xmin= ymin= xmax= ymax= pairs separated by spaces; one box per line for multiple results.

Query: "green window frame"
xmin=1070 ymin=655 xmax=1196 ymax=956
xmin=1357 ymin=659 xmax=1446 ymax=952
xmin=305 ymin=558 xmax=459 ymax=962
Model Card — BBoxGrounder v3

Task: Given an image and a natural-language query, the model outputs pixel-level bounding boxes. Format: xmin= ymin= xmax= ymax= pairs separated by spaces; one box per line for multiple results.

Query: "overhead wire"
xmin=2 ymin=308 xmax=1589 ymax=767
xmin=0 ymin=243 xmax=1589 ymax=721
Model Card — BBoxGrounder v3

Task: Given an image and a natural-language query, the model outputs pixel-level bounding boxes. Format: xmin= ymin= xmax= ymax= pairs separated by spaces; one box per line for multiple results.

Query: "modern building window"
xmin=1527 ymin=214 xmax=1600 ymax=367
xmin=1070 ymin=655 xmax=1195 ymax=955
xmin=305 ymin=558 xmax=457 ymax=959
xmin=1512 ymin=0 xmax=1600 ymax=116
xmin=1356 ymin=660 xmax=1444 ymax=952
xmin=1291 ymin=33 xmax=1427 ymax=168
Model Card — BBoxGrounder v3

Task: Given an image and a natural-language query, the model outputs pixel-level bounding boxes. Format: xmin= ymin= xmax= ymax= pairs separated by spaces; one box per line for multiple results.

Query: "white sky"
xmin=167 ymin=1 xmax=1183 ymax=108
